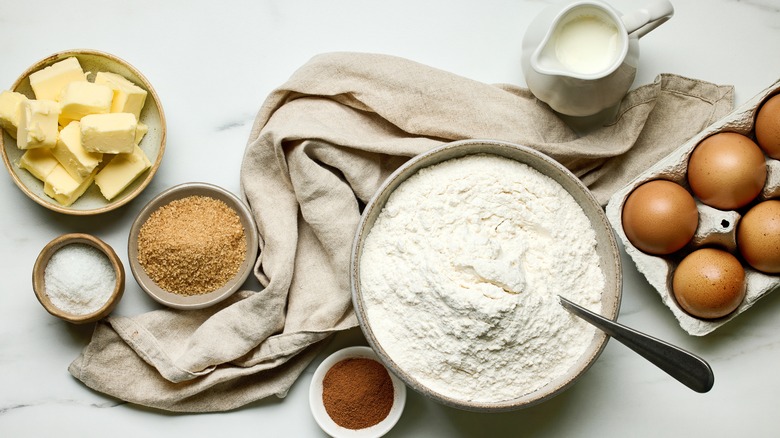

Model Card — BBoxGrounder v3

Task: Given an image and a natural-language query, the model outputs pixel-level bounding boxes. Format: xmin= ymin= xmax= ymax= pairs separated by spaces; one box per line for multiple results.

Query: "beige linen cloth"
xmin=69 ymin=52 xmax=733 ymax=412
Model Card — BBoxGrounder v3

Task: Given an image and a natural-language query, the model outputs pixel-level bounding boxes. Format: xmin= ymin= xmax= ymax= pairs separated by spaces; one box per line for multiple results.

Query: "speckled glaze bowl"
xmin=350 ymin=139 xmax=622 ymax=412
xmin=1 ymin=49 xmax=166 ymax=215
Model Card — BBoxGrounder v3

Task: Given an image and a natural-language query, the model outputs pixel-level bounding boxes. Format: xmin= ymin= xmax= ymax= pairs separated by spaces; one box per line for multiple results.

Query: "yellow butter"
xmin=135 ymin=122 xmax=148 ymax=144
xmin=43 ymin=163 xmax=95 ymax=206
xmin=59 ymin=117 xmax=77 ymax=129
xmin=94 ymin=144 xmax=151 ymax=200
xmin=52 ymin=121 xmax=102 ymax=181
xmin=17 ymin=99 xmax=60 ymax=149
xmin=80 ymin=112 xmax=137 ymax=154
xmin=28 ymin=57 xmax=87 ymax=101
xmin=58 ymin=81 xmax=113 ymax=124
xmin=18 ymin=147 xmax=59 ymax=181
xmin=94 ymin=72 xmax=147 ymax=120
xmin=0 ymin=90 xmax=28 ymax=139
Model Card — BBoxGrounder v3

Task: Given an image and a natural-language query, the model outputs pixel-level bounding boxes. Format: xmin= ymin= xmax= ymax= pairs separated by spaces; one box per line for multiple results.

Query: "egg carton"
xmin=605 ymin=79 xmax=780 ymax=336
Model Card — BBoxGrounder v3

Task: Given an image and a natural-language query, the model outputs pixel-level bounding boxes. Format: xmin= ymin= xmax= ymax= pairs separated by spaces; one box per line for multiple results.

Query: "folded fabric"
xmin=69 ymin=52 xmax=734 ymax=412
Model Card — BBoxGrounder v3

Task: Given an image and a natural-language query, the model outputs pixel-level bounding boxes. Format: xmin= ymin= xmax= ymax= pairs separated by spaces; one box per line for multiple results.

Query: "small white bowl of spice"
xmin=309 ymin=346 xmax=406 ymax=438
xmin=127 ymin=181 xmax=258 ymax=309
xmin=33 ymin=233 xmax=125 ymax=324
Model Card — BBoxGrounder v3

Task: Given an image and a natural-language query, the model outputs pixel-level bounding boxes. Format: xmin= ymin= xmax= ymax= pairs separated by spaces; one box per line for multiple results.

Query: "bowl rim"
xmin=309 ymin=346 xmax=406 ymax=438
xmin=127 ymin=181 xmax=259 ymax=310
xmin=32 ymin=232 xmax=125 ymax=324
xmin=350 ymin=139 xmax=622 ymax=412
xmin=0 ymin=48 xmax=167 ymax=215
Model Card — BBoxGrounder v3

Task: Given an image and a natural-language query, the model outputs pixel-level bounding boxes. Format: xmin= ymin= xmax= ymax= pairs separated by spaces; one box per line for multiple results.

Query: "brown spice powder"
xmin=137 ymin=195 xmax=247 ymax=295
xmin=322 ymin=358 xmax=394 ymax=430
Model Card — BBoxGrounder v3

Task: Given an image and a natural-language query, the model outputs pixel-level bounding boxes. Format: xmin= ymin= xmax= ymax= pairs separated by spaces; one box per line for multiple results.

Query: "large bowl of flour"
xmin=351 ymin=139 xmax=622 ymax=411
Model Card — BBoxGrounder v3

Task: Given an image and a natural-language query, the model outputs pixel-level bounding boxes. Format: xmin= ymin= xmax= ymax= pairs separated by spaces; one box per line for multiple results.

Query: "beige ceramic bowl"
xmin=127 ymin=182 xmax=259 ymax=310
xmin=351 ymin=139 xmax=622 ymax=412
xmin=32 ymin=233 xmax=125 ymax=324
xmin=1 ymin=49 xmax=166 ymax=215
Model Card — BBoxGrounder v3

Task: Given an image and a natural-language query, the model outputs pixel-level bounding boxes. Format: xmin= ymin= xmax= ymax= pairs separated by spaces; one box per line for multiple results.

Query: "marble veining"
xmin=0 ymin=398 xmax=125 ymax=415
xmin=216 ymin=119 xmax=251 ymax=132
xmin=730 ymin=0 xmax=780 ymax=13
xmin=2 ymin=0 xmax=780 ymax=437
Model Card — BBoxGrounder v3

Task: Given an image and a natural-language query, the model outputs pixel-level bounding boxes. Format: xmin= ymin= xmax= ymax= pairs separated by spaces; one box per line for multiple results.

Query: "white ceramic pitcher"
xmin=521 ymin=0 xmax=674 ymax=118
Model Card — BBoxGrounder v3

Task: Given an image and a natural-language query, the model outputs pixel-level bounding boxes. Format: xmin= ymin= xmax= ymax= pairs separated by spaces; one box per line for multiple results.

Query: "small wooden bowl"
xmin=32 ymin=233 xmax=125 ymax=324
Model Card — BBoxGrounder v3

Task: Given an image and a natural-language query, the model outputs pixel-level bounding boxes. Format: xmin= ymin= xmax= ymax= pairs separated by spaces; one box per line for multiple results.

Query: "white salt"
xmin=44 ymin=243 xmax=116 ymax=315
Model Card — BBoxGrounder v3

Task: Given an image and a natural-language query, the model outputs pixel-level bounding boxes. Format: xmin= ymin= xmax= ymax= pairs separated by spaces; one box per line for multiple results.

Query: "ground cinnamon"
xmin=322 ymin=357 xmax=394 ymax=429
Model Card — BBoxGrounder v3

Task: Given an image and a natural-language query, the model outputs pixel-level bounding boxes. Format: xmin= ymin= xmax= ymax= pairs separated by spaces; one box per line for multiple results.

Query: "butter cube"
xmin=0 ymin=90 xmax=28 ymax=139
xmin=135 ymin=122 xmax=148 ymax=144
xmin=17 ymin=99 xmax=60 ymax=149
xmin=94 ymin=72 xmax=147 ymax=120
xmin=58 ymin=81 xmax=113 ymax=124
xmin=43 ymin=164 xmax=95 ymax=206
xmin=80 ymin=113 xmax=137 ymax=154
xmin=52 ymin=121 xmax=102 ymax=181
xmin=29 ymin=57 xmax=87 ymax=101
xmin=59 ymin=117 xmax=77 ymax=129
xmin=95 ymin=145 xmax=151 ymax=200
xmin=18 ymin=147 xmax=59 ymax=181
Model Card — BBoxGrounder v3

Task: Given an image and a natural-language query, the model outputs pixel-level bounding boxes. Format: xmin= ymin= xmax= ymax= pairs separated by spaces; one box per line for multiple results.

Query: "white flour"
xmin=360 ymin=154 xmax=604 ymax=403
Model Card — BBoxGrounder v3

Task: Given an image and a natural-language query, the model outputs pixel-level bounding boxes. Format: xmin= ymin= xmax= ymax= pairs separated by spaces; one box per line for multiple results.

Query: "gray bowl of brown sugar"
xmin=128 ymin=182 xmax=258 ymax=310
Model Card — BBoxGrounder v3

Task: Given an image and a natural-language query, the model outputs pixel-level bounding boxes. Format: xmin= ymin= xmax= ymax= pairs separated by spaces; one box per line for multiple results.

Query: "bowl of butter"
xmin=0 ymin=49 xmax=166 ymax=215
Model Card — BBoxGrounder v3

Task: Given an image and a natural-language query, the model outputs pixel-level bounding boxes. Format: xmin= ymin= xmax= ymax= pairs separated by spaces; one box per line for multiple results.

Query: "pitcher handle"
xmin=622 ymin=0 xmax=674 ymax=39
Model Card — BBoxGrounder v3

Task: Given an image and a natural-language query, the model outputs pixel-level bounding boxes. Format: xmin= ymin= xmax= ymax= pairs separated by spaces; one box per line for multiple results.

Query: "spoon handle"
xmin=558 ymin=296 xmax=714 ymax=393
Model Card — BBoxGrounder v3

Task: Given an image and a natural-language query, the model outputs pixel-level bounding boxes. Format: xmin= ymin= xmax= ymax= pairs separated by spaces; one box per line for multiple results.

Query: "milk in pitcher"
xmin=554 ymin=14 xmax=620 ymax=75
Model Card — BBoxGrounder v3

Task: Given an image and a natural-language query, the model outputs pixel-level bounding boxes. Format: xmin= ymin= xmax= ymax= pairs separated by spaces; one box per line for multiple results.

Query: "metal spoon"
xmin=558 ymin=295 xmax=714 ymax=393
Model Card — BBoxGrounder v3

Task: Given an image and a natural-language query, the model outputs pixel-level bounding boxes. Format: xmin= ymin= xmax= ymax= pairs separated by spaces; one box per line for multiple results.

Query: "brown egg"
xmin=755 ymin=94 xmax=780 ymax=159
xmin=622 ymin=180 xmax=699 ymax=255
xmin=737 ymin=199 xmax=780 ymax=273
xmin=672 ymin=248 xmax=746 ymax=319
xmin=687 ymin=132 xmax=767 ymax=210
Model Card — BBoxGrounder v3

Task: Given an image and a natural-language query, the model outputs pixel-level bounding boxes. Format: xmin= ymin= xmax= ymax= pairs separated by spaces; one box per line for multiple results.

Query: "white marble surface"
xmin=1 ymin=0 xmax=780 ymax=436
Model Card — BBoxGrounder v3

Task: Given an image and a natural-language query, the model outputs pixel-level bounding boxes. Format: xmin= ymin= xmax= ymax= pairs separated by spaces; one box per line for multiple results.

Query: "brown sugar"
xmin=137 ymin=195 xmax=246 ymax=295
xmin=322 ymin=357 xmax=394 ymax=430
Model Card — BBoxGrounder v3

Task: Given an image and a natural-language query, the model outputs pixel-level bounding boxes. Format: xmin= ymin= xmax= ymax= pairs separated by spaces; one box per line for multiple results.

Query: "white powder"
xmin=44 ymin=243 xmax=116 ymax=315
xmin=359 ymin=154 xmax=604 ymax=403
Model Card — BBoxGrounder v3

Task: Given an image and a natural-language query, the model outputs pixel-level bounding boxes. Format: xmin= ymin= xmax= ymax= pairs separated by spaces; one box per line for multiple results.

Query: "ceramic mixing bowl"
xmin=351 ymin=139 xmax=622 ymax=411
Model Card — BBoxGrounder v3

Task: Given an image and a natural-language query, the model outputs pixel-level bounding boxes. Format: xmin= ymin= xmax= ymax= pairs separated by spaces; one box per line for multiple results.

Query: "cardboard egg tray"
xmin=605 ymin=79 xmax=780 ymax=336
